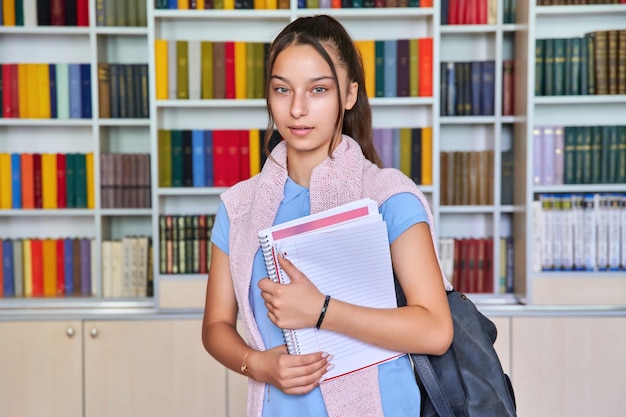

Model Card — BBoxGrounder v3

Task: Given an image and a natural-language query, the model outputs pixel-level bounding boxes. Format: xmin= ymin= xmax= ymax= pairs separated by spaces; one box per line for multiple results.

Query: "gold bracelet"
xmin=240 ymin=349 xmax=253 ymax=374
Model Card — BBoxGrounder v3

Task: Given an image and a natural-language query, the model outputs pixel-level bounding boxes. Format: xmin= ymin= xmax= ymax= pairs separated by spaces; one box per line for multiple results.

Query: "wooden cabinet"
xmin=512 ymin=316 xmax=626 ymax=417
xmin=0 ymin=320 xmax=83 ymax=417
xmin=0 ymin=318 xmax=227 ymax=417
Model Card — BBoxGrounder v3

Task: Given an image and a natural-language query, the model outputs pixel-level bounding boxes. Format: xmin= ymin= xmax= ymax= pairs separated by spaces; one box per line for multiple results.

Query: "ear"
xmin=344 ymin=81 xmax=359 ymax=111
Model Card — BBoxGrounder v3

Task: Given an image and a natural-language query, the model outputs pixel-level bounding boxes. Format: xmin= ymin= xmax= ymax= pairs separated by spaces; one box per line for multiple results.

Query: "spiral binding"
xmin=258 ymin=233 xmax=301 ymax=354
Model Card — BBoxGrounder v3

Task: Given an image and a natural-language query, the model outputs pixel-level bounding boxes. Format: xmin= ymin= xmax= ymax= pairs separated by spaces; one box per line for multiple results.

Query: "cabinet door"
xmin=512 ymin=316 xmax=626 ymax=417
xmin=84 ymin=319 xmax=227 ymax=417
xmin=0 ymin=320 xmax=83 ymax=417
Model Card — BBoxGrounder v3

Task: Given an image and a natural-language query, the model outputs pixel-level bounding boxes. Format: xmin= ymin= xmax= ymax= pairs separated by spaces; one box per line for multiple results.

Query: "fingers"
xmin=278 ymin=352 xmax=334 ymax=394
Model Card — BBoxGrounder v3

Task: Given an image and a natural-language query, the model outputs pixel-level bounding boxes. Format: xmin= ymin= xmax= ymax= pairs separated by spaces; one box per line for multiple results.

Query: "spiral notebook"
xmin=258 ymin=198 xmax=403 ymax=380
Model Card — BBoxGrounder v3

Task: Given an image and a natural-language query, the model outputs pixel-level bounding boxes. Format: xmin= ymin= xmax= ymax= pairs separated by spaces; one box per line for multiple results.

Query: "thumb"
xmin=277 ymin=252 xmax=302 ymax=282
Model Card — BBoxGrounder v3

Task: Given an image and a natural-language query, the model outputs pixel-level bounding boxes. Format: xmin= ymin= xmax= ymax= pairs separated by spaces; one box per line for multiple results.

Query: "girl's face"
xmin=268 ymin=43 xmax=358 ymax=160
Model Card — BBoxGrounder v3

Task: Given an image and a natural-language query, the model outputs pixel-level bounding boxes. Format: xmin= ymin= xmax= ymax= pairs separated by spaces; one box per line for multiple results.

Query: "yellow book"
xmin=201 ymin=41 xmax=214 ymax=99
xmin=86 ymin=152 xmax=95 ymax=208
xmin=38 ymin=64 xmax=51 ymax=118
xmin=42 ymin=238 xmax=57 ymax=297
xmin=23 ymin=239 xmax=33 ymax=297
xmin=249 ymin=129 xmax=261 ymax=176
xmin=27 ymin=64 xmax=40 ymax=118
xmin=234 ymin=41 xmax=247 ymax=99
xmin=245 ymin=42 xmax=256 ymax=99
xmin=178 ymin=0 xmax=189 ymax=8
xmin=17 ymin=64 xmax=30 ymax=118
xmin=254 ymin=0 xmax=265 ymax=8
xmin=155 ymin=40 xmax=169 ymax=100
xmin=197 ymin=0 xmax=205 ymax=7
xmin=224 ymin=0 xmax=235 ymax=10
xmin=41 ymin=153 xmax=58 ymax=209
xmin=3 ymin=0 xmax=16 ymax=26
xmin=409 ymin=39 xmax=419 ymax=97
xmin=421 ymin=127 xmax=433 ymax=185
xmin=355 ymin=40 xmax=375 ymax=98
xmin=265 ymin=0 xmax=277 ymax=8
xmin=399 ymin=128 xmax=412 ymax=179
xmin=0 ymin=153 xmax=12 ymax=209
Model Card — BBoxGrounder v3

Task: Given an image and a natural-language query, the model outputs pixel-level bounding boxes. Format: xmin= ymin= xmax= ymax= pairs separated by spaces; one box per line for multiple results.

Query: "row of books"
xmin=535 ymin=30 xmax=626 ymax=97
xmin=538 ymin=0 xmax=626 ymax=4
xmin=100 ymin=153 xmax=151 ymax=209
xmin=439 ymin=236 xmax=515 ymax=294
xmin=97 ymin=63 xmax=150 ymax=119
xmin=155 ymin=0 xmax=431 ymax=8
xmin=533 ymin=125 xmax=626 ymax=186
xmin=534 ymin=193 xmax=626 ymax=272
xmin=440 ymin=60 xmax=497 ymax=116
xmin=101 ymin=237 xmax=153 ymax=298
xmin=439 ymin=150 xmax=494 ymax=206
xmin=0 ymin=0 xmax=89 ymax=26
xmin=440 ymin=0 xmax=497 ymax=25
xmin=1 ymin=63 xmax=92 ymax=119
xmin=372 ymin=127 xmax=433 ymax=186
xmin=0 ymin=237 xmax=94 ymax=298
xmin=158 ymin=214 xmax=215 ymax=275
xmin=96 ymin=0 xmax=147 ymax=27
xmin=153 ymin=37 xmax=434 ymax=100
xmin=0 ymin=153 xmax=94 ymax=210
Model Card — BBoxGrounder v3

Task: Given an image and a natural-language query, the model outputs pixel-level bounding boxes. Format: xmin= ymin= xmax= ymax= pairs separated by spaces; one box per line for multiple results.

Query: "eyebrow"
xmin=270 ymin=75 xmax=335 ymax=83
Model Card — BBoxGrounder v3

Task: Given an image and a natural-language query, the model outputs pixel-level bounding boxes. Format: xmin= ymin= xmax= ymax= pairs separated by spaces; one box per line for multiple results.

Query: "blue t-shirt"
xmin=212 ymin=177 xmax=428 ymax=416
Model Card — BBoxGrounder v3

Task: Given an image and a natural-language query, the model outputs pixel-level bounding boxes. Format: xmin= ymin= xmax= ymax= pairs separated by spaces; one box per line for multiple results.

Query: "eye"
xmin=312 ymin=86 xmax=327 ymax=94
xmin=273 ymin=86 xmax=289 ymax=94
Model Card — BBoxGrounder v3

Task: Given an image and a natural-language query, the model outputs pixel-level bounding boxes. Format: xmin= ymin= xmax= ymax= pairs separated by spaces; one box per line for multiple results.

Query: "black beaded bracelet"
xmin=316 ymin=295 xmax=331 ymax=329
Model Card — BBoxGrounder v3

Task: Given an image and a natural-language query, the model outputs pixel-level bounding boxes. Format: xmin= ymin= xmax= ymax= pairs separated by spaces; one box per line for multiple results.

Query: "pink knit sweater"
xmin=221 ymin=135 xmax=452 ymax=417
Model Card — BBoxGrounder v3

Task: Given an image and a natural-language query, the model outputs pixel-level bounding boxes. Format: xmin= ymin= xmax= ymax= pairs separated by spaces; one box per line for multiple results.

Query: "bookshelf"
xmin=1 ymin=0 xmax=625 ymax=313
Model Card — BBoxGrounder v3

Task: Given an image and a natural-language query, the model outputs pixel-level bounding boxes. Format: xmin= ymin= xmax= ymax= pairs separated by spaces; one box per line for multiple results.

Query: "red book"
xmin=418 ymin=38 xmax=433 ymax=97
xmin=212 ymin=130 xmax=227 ymax=187
xmin=485 ymin=238 xmax=494 ymax=293
xmin=448 ymin=0 xmax=457 ymax=25
xmin=2 ymin=64 xmax=18 ymax=118
xmin=502 ymin=59 xmax=514 ymax=116
xmin=477 ymin=0 xmax=487 ymax=25
xmin=57 ymin=153 xmax=67 ymax=208
xmin=77 ymin=0 xmax=89 ymax=26
xmin=56 ymin=239 xmax=65 ymax=295
xmin=33 ymin=153 xmax=43 ymax=209
xmin=51 ymin=0 xmax=66 ymax=26
xmin=31 ymin=239 xmax=44 ymax=296
xmin=420 ymin=0 xmax=432 ymax=6
xmin=239 ymin=130 xmax=250 ymax=182
xmin=21 ymin=153 xmax=35 ymax=209
xmin=224 ymin=41 xmax=236 ymax=99
xmin=225 ymin=131 xmax=240 ymax=186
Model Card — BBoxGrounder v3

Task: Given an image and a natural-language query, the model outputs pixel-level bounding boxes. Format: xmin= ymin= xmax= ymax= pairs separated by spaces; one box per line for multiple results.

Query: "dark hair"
xmin=263 ymin=15 xmax=382 ymax=167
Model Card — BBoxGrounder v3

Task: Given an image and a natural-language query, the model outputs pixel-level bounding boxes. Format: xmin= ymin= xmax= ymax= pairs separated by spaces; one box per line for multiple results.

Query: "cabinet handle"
xmin=90 ymin=328 xmax=99 ymax=338
xmin=66 ymin=327 xmax=75 ymax=338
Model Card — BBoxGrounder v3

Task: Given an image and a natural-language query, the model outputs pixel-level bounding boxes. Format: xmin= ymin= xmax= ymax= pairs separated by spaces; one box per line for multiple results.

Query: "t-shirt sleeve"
xmin=211 ymin=201 xmax=230 ymax=255
xmin=381 ymin=192 xmax=429 ymax=244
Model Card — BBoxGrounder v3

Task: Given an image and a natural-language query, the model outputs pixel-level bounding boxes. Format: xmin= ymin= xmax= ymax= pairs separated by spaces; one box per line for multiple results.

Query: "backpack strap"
xmin=410 ymin=353 xmax=455 ymax=417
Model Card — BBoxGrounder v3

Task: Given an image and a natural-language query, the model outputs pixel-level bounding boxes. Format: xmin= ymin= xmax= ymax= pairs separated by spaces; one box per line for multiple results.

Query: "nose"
xmin=290 ymin=90 xmax=307 ymax=118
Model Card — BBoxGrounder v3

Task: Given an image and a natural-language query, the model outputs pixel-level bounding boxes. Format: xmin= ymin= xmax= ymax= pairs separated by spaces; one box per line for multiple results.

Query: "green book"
xmin=569 ymin=37 xmax=581 ymax=96
xmin=409 ymin=39 xmax=419 ymax=97
xmin=201 ymin=41 xmax=214 ymax=99
xmin=591 ymin=126 xmax=602 ymax=184
xmin=581 ymin=126 xmax=592 ymax=184
xmin=246 ymin=42 xmax=256 ymax=100
xmin=543 ymin=38 xmax=555 ymax=96
xmin=617 ymin=126 xmax=626 ymax=183
xmin=535 ymin=39 xmax=544 ymax=96
xmin=608 ymin=126 xmax=619 ymax=183
xmin=601 ymin=126 xmax=611 ymax=183
xmin=553 ymin=38 xmax=566 ymax=96
xmin=15 ymin=0 xmax=24 ymax=25
xmin=254 ymin=42 xmax=265 ymax=99
xmin=65 ymin=153 xmax=77 ymax=208
xmin=375 ymin=40 xmax=385 ymax=98
xmin=158 ymin=130 xmax=172 ymax=188
xmin=564 ymin=38 xmax=573 ymax=95
xmin=563 ymin=126 xmax=577 ymax=185
xmin=580 ymin=36 xmax=589 ymax=95
xmin=585 ymin=33 xmax=595 ymax=95
xmin=170 ymin=130 xmax=184 ymax=187
xmin=176 ymin=41 xmax=189 ymax=100
xmin=75 ymin=153 xmax=87 ymax=208
xmin=137 ymin=0 xmax=148 ymax=26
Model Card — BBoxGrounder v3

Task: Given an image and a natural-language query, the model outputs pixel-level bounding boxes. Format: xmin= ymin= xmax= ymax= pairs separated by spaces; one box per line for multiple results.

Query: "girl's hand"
xmin=250 ymin=344 xmax=332 ymax=395
xmin=258 ymin=253 xmax=326 ymax=330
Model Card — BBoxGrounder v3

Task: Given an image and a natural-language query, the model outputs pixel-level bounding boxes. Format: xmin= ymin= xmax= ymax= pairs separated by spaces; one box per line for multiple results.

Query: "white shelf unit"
xmin=515 ymin=1 xmax=626 ymax=306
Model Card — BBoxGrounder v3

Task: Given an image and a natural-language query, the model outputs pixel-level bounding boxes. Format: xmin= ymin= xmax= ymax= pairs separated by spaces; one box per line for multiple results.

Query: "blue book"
xmin=446 ymin=62 xmax=455 ymax=116
xmin=68 ymin=64 xmax=82 ymax=119
xmin=383 ymin=40 xmax=397 ymax=97
xmin=49 ymin=64 xmax=58 ymax=118
xmin=80 ymin=238 xmax=91 ymax=295
xmin=64 ymin=238 xmax=74 ymax=295
xmin=481 ymin=60 xmax=495 ymax=116
xmin=56 ymin=63 xmax=70 ymax=119
xmin=192 ymin=130 xmax=206 ymax=187
xmin=203 ymin=130 xmax=214 ymax=187
xmin=470 ymin=61 xmax=483 ymax=116
xmin=2 ymin=240 xmax=15 ymax=296
xmin=168 ymin=0 xmax=178 ymax=8
xmin=11 ymin=153 xmax=22 ymax=208
xmin=80 ymin=64 xmax=92 ymax=119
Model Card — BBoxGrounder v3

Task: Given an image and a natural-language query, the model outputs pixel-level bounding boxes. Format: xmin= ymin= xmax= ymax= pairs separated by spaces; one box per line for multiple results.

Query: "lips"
xmin=289 ymin=126 xmax=313 ymax=136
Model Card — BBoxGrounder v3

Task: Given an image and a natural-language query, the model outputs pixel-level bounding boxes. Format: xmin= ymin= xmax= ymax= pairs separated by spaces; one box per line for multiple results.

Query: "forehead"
xmin=273 ymin=41 xmax=341 ymax=71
